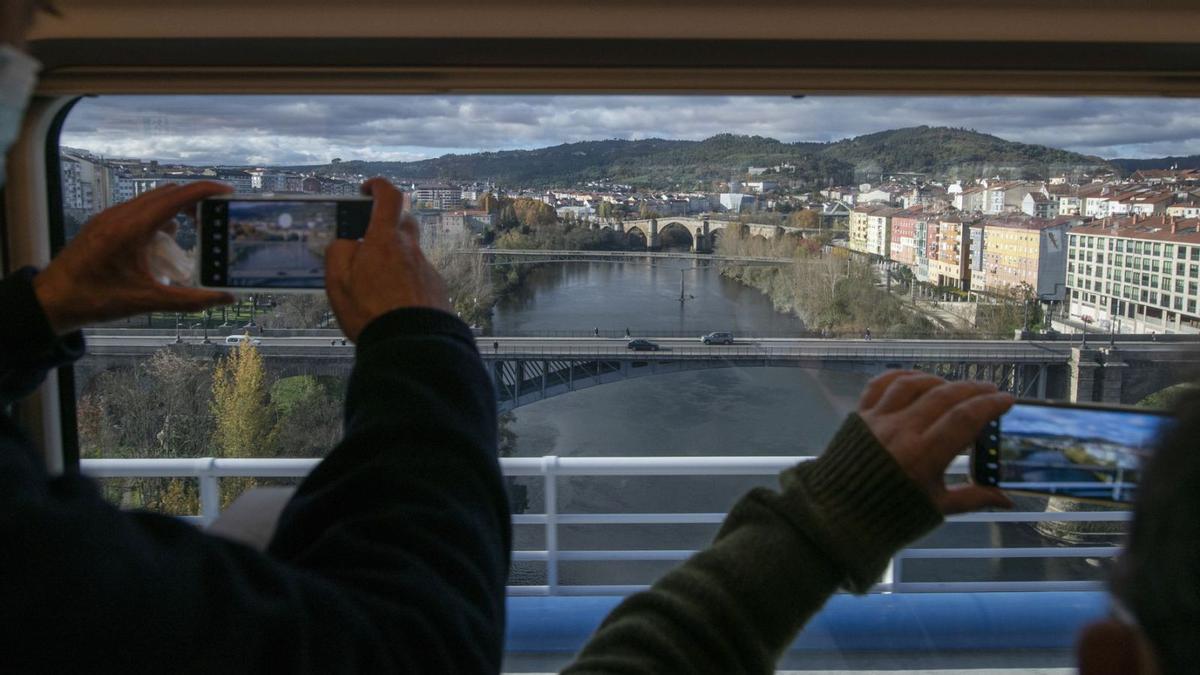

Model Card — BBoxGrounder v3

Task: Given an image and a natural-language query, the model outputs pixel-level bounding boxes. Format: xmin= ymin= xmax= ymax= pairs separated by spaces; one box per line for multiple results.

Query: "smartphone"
xmin=196 ymin=194 xmax=372 ymax=290
xmin=971 ymin=399 xmax=1174 ymax=505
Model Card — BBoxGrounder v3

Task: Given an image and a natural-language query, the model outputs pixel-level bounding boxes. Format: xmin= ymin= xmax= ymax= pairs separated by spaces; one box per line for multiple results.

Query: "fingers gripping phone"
xmin=196 ymin=195 xmax=372 ymax=291
xmin=971 ymin=399 xmax=1174 ymax=505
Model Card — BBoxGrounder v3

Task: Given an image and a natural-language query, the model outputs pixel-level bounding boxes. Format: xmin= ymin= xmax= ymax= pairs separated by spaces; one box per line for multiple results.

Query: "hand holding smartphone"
xmin=196 ymin=195 xmax=373 ymax=291
xmin=971 ymin=399 xmax=1174 ymax=505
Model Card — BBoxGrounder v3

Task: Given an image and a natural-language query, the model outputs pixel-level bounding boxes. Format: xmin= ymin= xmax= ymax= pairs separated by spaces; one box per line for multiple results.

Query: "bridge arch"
xmin=658 ymin=221 xmax=696 ymax=252
xmin=624 ymin=225 xmax=648 ymax=248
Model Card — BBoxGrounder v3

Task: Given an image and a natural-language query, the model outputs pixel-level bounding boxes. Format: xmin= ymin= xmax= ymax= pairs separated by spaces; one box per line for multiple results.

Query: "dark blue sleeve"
xmin=0 ymin=267 xmax=84 ymax=406
xmin=0 ymin=307 xmax=510 ymax=674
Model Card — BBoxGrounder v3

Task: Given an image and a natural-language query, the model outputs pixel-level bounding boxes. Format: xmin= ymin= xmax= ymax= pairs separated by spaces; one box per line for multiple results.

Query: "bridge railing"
xmin=482 ymin=343 xmax=1066 ymax=364
xmin=81 ymin=455 xmax=1126 ymax=596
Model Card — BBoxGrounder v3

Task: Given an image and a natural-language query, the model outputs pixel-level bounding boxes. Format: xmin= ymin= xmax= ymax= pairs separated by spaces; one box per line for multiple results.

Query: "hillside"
xmin=821 ymin=126 xmax=1111 ymax=180
xmin=1110 ymin=155 xmax=1200 ymax=174
xmin=291 ymin=126 xmax=1112 ymax=188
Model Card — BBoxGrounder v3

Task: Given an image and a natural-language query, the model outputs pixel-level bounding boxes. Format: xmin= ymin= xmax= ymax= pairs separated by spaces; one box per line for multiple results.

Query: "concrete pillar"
xmin=1069 ymin=348 xmax=1102 ymax=403
xmin=1037 ymin=364 xmax=1048 ymax=399
xmin=648 ymin=219 xmax=660 ymax=250
xmin=1099 ymin=351 xmax=1127 ymax=404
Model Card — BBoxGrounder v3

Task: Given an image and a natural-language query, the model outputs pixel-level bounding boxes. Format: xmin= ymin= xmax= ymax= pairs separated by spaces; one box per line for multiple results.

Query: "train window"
xmin=56 ymin=93 xmax=1200 ymax=669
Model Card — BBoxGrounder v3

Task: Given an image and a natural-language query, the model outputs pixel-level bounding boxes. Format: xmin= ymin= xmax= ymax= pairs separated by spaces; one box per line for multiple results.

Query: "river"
xmin=495 ymin=261 xmax=1111 ymax=588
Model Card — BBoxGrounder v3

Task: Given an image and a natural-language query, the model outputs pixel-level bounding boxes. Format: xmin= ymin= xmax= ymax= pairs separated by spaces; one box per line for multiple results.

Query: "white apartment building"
xmin=1065 ymin=214 xmax=1200 ymax=334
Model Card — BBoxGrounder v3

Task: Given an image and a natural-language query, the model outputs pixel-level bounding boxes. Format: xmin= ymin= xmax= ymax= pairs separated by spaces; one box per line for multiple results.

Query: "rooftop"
xmin=1068 ymin=214 xmax=1200 ymax=243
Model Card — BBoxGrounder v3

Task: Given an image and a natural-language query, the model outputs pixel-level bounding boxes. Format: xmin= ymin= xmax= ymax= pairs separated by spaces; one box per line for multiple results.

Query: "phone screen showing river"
xmin=227 ymin=201 xmax=336 ymax=287
xmin=996 ymin=403 xmax=1172 ymax=503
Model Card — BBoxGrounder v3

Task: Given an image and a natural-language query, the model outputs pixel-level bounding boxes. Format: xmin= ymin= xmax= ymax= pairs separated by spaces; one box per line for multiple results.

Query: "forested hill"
xmin=1110 ymin=155 xmax=1200 ymax=174
xmin=291 ymin=126 xmax=1111 ymax=188
xmin=823 ymin=127 xmax=1110 ymax=179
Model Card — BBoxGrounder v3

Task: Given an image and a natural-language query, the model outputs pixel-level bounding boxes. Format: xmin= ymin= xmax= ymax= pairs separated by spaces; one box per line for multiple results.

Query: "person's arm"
xmin=0 ymin=178 xmax=511 ymax=672
xmin=0 ymin=268 xmax=84 ymax=405
xmin=0 ymin=314 xmax=506 ymax=672
xmin=563 ymin=372 xmax=1014 ymax=675
xmin=266 ymin=306 xmax=511 ymax=672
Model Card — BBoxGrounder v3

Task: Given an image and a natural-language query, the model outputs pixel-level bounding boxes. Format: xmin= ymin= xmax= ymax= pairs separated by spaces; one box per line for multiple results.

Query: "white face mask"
xmin=0 ymin=45 xmax=40 ymax=187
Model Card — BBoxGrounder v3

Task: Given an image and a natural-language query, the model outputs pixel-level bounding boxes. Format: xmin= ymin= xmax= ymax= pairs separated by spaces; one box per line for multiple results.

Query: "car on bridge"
xmin=627 ymin=339 xmax=661 ymax=352
xmin=700 ymin=332 xmax=734 ymax=345
xmin=225 ymin=335 xmax=263 ymax=347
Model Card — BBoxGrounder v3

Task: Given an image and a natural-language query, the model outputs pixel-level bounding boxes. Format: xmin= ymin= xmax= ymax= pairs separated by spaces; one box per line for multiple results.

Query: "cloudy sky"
xmin=60 ymin=95 xmax=1200 ymax=166
xmin=1003 ymin=404 xmax=1170 ymax=447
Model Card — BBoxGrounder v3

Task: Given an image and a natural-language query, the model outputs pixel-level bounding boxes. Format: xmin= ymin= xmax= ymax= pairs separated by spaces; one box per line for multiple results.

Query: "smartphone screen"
xmin=973 ymin=400 xmax=1174 ymax=504
xmin=198 ymin=196 xmax=371 ymax=289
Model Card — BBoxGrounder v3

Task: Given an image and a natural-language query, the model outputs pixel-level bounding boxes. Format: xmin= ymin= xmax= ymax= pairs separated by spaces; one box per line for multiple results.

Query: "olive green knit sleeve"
xmin=561 ymin=413 xmax=943 ymax=675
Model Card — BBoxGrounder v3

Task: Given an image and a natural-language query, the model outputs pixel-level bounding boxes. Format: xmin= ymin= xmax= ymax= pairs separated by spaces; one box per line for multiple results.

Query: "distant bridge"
xmin=78 ymin=334 xmax=1200 ymax=411
xmin=602 ymin=217 xmax=822 ymax=252
xmin=470 ymin=249 xmax=794 ymax=266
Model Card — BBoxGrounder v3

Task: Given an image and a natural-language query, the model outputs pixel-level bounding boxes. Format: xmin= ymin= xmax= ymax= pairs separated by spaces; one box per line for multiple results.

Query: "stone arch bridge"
xmin=612 ymin=217 xmax=822 ymax=252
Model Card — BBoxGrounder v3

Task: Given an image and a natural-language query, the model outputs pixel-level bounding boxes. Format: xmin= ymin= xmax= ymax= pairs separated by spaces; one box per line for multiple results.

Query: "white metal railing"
xmin=80 ymin=455 xmax=1129 ymax=595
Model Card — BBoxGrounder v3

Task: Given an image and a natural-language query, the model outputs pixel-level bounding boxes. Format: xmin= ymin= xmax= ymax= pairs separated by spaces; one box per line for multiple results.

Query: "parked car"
xmin=224 ymin=334 xmax=262 ymax=347
xmin=627 ymin=339 xmax=661 ymax=352
xmin=700 ymin=332 xmax=734 ymax=345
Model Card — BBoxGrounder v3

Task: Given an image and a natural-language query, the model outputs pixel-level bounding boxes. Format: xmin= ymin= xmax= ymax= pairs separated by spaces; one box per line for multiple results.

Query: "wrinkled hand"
xmin=33 ymin=182 xmax=236 ymax=335
xmin=324 ymin=178 xmax=451 ymax=342
xmin=857 ymin=370 xmax=1015 ymax=515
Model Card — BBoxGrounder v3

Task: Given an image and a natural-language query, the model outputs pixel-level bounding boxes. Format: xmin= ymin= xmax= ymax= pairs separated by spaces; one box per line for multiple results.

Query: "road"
xmin=81 ymin=333 xmax=1200 ymax=364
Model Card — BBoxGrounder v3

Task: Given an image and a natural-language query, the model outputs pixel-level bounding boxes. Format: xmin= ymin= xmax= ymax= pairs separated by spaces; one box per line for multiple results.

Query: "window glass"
xmin=53 ymin=93 xmax=1200 ymax=668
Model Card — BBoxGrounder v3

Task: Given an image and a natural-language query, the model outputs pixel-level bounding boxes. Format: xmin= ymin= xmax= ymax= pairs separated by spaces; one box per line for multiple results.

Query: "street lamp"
xmin=174 ymin=313 xmax=183 ymax=344
xmin=202 ymin=308 xmax=212 ymax=344
xmin=244 ymin=294 xmax=257 ymax=329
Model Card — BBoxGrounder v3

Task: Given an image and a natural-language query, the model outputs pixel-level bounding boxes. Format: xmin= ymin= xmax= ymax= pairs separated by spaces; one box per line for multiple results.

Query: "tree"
xmin=788 ymin=209 xmax=820 ymax=229
xmin=479 ymin=191 xmax=499 ymax=214
xmin=211 ymin=341 xmax=272 ymax=505
xmin=267 ymin=376 xmax=342 ymax=459
xmin=262 ymin=294 xmax=330 ymax=329
xmin=78 ymin=349 xmax=216 ymax=515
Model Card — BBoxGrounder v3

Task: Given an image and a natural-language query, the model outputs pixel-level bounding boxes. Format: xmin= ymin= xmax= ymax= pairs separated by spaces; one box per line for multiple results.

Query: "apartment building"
xmin=1066 ymin=214 xmax=1200 ymax=334
xmin=414 ymin=183 xmax=465 ymax=210
xmin=927 ymin=216 xmax=973 ymax=290
xmin=975 ymin=214 xmax=1074 ymax=299
xmin=848 ymin=205 xmax=873 ymax=253
xmin=865 ymin=206 xmax=900 ymax=257
xmin=889 ymin=207 xmax=926 ymax=266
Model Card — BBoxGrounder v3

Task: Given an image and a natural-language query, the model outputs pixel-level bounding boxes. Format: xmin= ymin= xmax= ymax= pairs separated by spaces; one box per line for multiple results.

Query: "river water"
xmin=494 ymin=261 xmax=1111 ymax=588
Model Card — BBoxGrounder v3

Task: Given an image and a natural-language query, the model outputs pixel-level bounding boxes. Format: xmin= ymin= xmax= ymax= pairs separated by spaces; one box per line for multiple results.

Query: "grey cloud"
xmin=59 ymin=94 xmax=1200 ymax=166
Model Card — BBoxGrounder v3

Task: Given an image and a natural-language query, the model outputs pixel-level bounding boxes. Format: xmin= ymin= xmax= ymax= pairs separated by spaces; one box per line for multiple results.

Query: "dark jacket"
xmin=0 ymin=269 xmax=511 ymax=673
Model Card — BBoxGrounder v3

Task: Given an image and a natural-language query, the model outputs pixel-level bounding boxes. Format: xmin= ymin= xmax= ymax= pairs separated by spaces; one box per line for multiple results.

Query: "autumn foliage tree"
xmin=211 ymin=340 xmax=272 ymax=506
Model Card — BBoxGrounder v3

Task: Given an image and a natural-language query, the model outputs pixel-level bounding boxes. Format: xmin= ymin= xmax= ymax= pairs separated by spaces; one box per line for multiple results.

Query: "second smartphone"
xmin=971 ymin=399 xmax=1174 ymax=505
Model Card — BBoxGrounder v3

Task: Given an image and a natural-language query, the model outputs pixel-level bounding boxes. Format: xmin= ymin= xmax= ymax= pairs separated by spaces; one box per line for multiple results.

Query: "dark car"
xmin=627 ymin=339 xmax=661 ymax=351
xmin=700 ymin=331 xmax=734 ymax=345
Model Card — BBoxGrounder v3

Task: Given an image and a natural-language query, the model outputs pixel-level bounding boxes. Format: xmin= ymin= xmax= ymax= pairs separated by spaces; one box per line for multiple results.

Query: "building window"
xmin=1165 ymin=244 xmax=1175 ymax=257
xmin=1175 ymin=296 xmax=1184 ymax=310
xmin=1192 ymin=265 xmax=1199 ymax=278
xmin=1190 ymin=299 xmax=1197 ymax=314
xmin=1154 ymin=243 xmax=1162 ymax=256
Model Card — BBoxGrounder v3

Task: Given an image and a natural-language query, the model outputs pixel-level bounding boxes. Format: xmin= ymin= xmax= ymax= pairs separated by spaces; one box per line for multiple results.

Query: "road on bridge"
xmin=81 ymin=333 xmax=1200 ymax=364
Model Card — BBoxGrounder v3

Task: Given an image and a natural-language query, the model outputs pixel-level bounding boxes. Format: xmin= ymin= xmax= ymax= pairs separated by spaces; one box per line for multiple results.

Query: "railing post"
xmin=542 ymin=455 xmax=560 ymax=595
xmin=199 ymin=458 xmax=220 ymax=526
xmin=882 ymin=552 xmax=903 ymax=593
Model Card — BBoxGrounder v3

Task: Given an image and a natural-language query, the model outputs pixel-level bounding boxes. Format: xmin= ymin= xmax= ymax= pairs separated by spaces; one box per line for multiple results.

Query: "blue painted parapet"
xmin=506 ymin=592 xmax=1108 ymax=653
